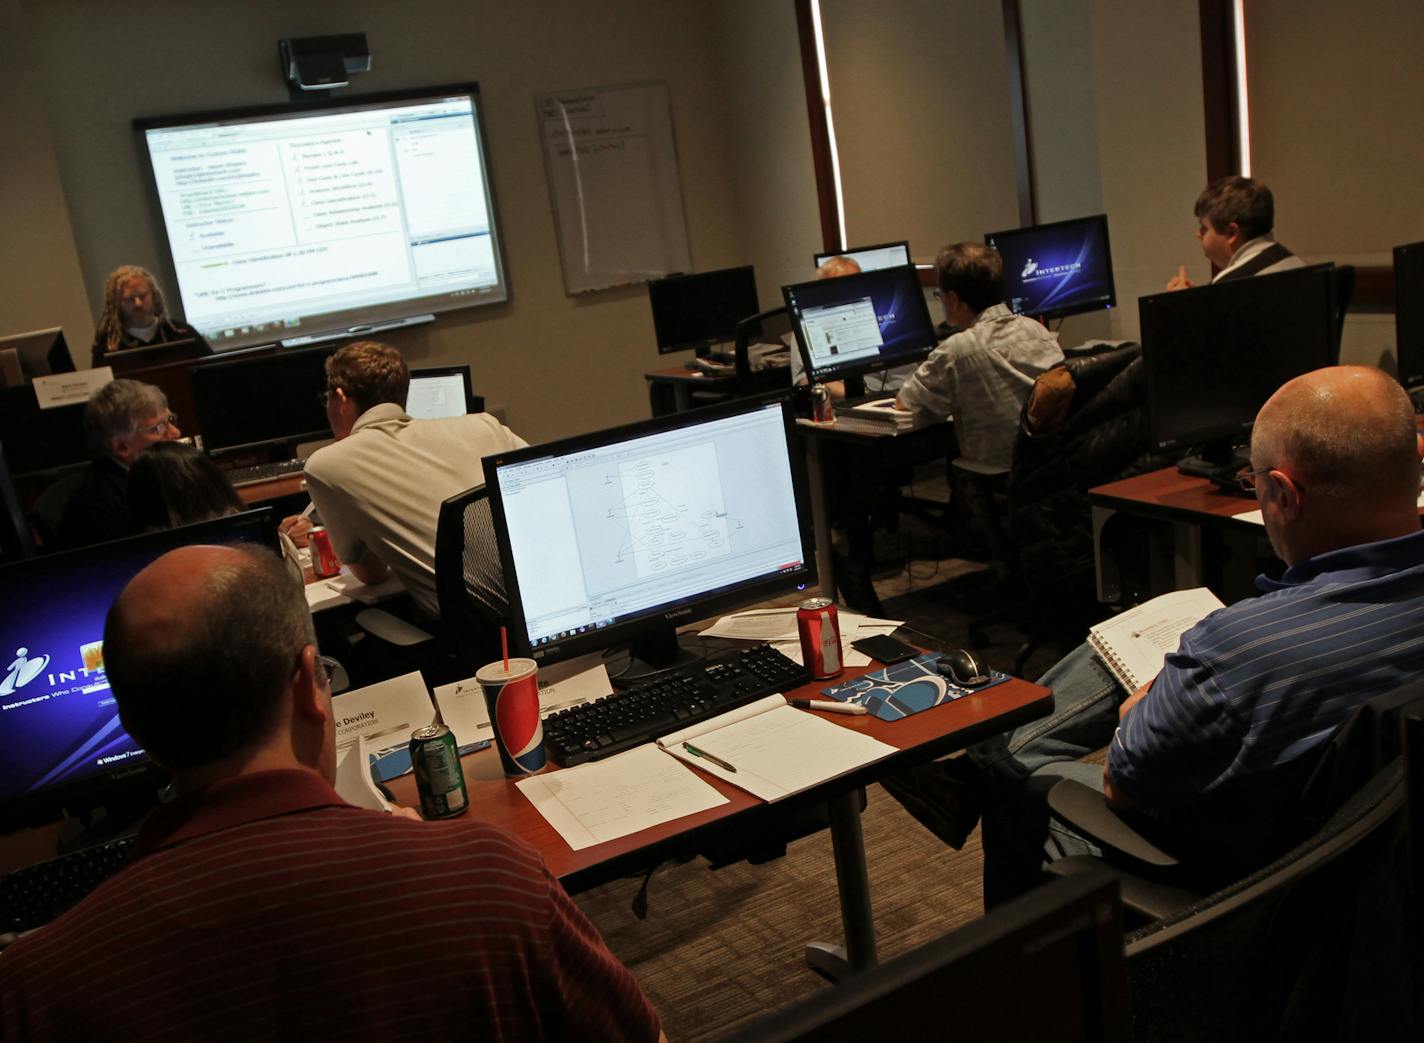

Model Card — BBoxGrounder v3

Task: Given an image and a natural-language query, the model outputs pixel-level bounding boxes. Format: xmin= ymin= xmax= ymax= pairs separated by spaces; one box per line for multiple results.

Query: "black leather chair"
xmin=1330 ymin=263 xmax=1355 ymax=364
xmin=433 ymin=484 xmax=507 ymax=674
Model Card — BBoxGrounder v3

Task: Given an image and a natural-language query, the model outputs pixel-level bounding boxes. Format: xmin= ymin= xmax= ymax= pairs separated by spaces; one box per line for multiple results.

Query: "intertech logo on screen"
xmin=1020 ymin=258 xmax=1081 ymax=283
xmin=0 ymin=642 xmax=106 ymax=702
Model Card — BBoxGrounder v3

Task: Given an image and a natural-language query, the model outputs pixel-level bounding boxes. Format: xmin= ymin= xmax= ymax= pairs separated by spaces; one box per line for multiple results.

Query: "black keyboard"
xmin=224 ymin=458 xmax=306 ymax=488
xmin=0 ymin=835 xmax=137 ymax=934
xmin=543 ymin=645 xmax=810 ymax=767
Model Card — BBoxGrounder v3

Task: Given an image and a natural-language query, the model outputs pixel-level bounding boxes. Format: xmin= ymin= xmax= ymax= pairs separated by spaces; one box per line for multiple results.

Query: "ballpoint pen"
xmin=790 ymin=698 xmax=869 ymax=716
xmin=682 ymin=742 xmax=737 ymax=772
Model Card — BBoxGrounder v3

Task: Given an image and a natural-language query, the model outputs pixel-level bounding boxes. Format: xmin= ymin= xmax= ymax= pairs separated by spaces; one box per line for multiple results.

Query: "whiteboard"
xmin=536 ymin=82 xmax=693 ymax=295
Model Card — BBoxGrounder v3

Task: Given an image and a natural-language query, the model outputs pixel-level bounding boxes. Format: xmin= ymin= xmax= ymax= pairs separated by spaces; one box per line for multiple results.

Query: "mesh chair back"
xmin=435 ymin=484 xmax=506 ymax=670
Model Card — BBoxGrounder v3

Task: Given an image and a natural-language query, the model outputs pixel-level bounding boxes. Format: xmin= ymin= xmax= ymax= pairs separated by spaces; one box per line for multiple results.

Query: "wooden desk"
xmin=387 ymin=668 xmax=1052 ymax=977
xmin=1088 ymin=467 xmax=1271 ymax=603
xmin=645 ymin=365 xmax=739 ymax=416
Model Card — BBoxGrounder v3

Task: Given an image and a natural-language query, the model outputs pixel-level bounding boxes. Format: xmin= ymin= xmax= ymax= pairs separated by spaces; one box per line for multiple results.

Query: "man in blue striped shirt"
xmin=886 ymin=366 xmax=1424 ymax=903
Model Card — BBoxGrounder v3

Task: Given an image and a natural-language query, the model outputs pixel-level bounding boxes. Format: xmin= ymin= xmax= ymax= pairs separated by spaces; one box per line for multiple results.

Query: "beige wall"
xmin=18 ymin=0 xmax=754 ymax=443
xmin=0 ymin=0 xmax=94 ymax=363
xmin=821 ymin=0 xmax=1020 ymax=259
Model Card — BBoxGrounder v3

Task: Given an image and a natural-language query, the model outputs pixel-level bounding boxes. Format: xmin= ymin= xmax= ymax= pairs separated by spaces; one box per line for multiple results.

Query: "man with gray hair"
xmin=887 ymin=366 xmax=1424 ymax=902
xmin=56 ymin=378 xmax=182 ymax=548
xmin=0 ymin=545 xmax=666 ymax=1041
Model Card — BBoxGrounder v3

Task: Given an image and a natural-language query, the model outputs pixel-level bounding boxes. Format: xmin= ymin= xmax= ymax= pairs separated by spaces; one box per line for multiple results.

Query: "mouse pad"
xmin=819 ymin=654 xmax=1009 ymax=722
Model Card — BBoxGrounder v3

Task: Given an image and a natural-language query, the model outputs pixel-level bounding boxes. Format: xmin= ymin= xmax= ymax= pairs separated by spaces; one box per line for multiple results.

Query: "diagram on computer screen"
xmin=605 ymin=444 xmax=735 ymax=576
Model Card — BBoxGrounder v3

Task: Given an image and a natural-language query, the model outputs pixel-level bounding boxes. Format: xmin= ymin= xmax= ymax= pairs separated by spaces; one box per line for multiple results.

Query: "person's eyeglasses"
xmin=1235 ymin=465 xmax=1273 ymax=492
xmin=316 ymin=654 xmax=340 ymax=685
xmin=932 ymin=289 xmax=945 ymax=300
xmin=132 ymin=413 xmax=177 ymax=437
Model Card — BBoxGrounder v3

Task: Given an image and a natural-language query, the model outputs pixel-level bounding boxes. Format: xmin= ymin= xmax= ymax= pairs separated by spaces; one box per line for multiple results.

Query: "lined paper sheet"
xmin=660 ymin=701 xmax=897 ymax=802
xmin=516 ymin=745 xmax=728 ymax=851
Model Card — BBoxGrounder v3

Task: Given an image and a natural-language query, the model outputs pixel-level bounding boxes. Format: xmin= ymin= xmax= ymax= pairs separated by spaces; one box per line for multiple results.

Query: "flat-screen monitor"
xmin=1394 ymin=241 xmax=1424 ymax=389
xmin=0 ymin=327 xmax=74 ymax=385
xmin=190 ymin=345 xmax=335 ymax=456
xmin=483 ymin=396 xmax=816 ymax=670
xmin=813 ymin=241 xmax=911 ymax=273
xmin=0 ymin=509 xmax=277 ymax=831
xmin=782 ymin=265 xmax=938 ymax=384
xmin=647 ymin=266 xmax=760 ymax=355
xmin=721 ymin=872 xmax=1128 ymax=1042
xmin=135 ymin=83 xmax=509 ymax=353
xmin=407 ymin=364 xmax=477 ymax=419
xmin=986 ymin=214 xmax=1116 ymax=320
xmin=0 ymin=387 xmax=89 ymax=477
xmin=105 ymin=337 xmax=206 ymax=376
xmin=1140 ymin=263 xmax=1336 ymax=465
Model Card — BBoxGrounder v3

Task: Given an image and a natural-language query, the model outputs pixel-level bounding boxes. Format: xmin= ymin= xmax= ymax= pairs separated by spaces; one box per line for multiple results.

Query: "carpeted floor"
xmin=574 ymin=502 xmax=1102 ymax=1041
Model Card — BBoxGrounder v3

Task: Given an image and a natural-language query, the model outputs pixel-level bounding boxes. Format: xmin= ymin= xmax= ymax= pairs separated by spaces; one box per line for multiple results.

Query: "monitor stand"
xmin=607 ymin=625 xmax=709 ymax=688
xmin=695 ymin=339 xmax=737 ymax=367
xmin=55 ymin=781 xmax=169 ymax=855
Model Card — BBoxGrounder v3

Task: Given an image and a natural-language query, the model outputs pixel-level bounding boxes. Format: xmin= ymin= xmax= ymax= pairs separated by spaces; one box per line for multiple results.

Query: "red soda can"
xmin=810 ymin=383 xmax=833 ymax=423
xmin=797 ymin=597 xmax=843 ymax=679
xmin=309 ymin=525 xmax=341 ymax=578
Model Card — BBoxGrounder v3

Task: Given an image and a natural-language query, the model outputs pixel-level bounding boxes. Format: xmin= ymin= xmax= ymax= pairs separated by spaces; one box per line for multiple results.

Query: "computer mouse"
xmin=936 ymin=649 xmax=990 ymax=687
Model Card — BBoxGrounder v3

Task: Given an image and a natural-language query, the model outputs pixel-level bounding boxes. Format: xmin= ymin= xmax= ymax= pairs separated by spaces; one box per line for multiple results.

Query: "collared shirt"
xmin=1212 ymin=235 xmax=1305 ymax=282
xmin=1108 ymin=529 xmax=1424 ymax=841
xmin=305 ymin=403 xmax=527 ymax=617
xmin=896 ymin=303 xmax=1064 ymax=469
xmin=0 ymin=770 xmax=661 ymax=1042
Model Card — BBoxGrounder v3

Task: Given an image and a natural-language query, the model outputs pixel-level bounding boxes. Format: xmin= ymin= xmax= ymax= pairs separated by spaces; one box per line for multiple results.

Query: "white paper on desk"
xmin=304 ymin=579 xmax=352 ymax=612
xmin=701 ymin=607 xmax=800 ymax=642
xmin=332 ymin=671 xmax=436 ymax=755
xmin=432 ymin=658 xmax=612 ymax=748
xmin=659 ymin=699 xmax=897 ymax=802
xmin=329 ymin=569 xmax=407 ymax=604
xmin=334 ymin=733 xmax=394 ymax=812
xmin=516 ymin=744 xmax=728 ymax=850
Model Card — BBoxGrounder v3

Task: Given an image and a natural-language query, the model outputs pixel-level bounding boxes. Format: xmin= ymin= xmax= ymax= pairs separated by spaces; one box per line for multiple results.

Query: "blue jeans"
xmin=968 ymin=642 xmax=1125 ymax=904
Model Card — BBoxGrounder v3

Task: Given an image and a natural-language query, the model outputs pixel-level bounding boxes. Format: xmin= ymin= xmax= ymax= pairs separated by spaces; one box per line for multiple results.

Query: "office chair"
xmin=28 ymin=468 xmax=86 ymax=551
xmin=733 ymin=306 xmax=795 ymax=396
xmin=433 ymin=483 xmax=507 ymax=673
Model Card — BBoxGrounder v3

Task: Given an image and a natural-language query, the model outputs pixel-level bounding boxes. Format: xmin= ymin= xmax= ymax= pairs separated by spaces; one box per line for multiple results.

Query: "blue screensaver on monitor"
xmin=986 ymin=214 xmax=1116 ymax=320
xmin=0 ymin=510 xmax=275 ymax=812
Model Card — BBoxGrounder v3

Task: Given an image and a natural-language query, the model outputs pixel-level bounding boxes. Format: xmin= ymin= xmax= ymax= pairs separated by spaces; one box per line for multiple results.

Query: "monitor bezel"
xmin=0 ymin=327 xmax=73 ymax=381
xmin=0 ymin=507 xmax=278 ymax=832
xmin=133 ymin=82 xmax=511 ymax=353
xmin=1394 ymin=241 xmax=1424 ymax=389
xmin=782 ymin=264 xmax=939 ymax=385
xmin=482 ymin=393 xmax=818 ymax=668
xmin=408 ymin=364 xmax=478 ymax=417
xmin=984 ymin=213 xmax=1117 ymax=321
xmin=1139 ymin=263 xmax=1337 ymax=453
xmin=812 ymin=240 xmax=912 ymax=272
xmin=647 ymin=266 xmax=760 ymax=355
xmin=189 ymin=343 xmax=337 ymax=456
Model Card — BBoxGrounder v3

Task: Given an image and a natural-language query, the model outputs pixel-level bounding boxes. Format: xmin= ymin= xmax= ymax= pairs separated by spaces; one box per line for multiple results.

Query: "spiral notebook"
xmin=1087 ymin=587 xmax=1225 ymax=691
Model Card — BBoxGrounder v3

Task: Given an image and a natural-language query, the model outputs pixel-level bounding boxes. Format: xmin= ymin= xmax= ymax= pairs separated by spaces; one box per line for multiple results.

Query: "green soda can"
xmin=410 ymin=724 xmax=468 ymax=818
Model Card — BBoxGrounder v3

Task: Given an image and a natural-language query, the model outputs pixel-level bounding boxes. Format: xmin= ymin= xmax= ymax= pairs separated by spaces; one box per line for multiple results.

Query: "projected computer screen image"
xmin=190 ymin=344 xmax=336 ymax=455
xmin=136 ymin=83 xmax=509 ymax=352
xmin=986 ymin=214 xmax=1116 ymax=320
xmin=484 ymin=397 xmax=815 ymax=668
xmin=647 ymin=266 xmax=760 ymax=355
xmin=813 ymin=241 xmax=911 ymax=273
xmin=407 ymin=365 xmax=475 ymax=419
xmin=0 ymin=509 xmax=276 ymax=828
xmin=1395 ymin=242 xmax=1424 ymax=389
xmin=1139 ymin=264 xmax=1336 ymax=460
xmin=783 ymin=265 xmax=938 ymax=384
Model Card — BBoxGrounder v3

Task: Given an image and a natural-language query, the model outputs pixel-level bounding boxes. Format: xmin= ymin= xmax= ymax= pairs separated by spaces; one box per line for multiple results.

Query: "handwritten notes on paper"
xmin=516 ymin=745 xmax=727 ymax=850
xmin=536 ymin=82 xmax=691 ymax=294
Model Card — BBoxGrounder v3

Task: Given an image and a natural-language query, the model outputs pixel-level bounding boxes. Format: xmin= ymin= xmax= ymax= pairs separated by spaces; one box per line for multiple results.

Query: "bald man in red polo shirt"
xmin=0 ymin=545 xmax=665 ymax=1042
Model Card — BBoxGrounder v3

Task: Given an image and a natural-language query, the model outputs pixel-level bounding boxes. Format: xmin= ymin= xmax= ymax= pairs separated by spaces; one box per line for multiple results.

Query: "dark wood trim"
xmin=1198 ymin=0 xmax=1239 ymax=183
xmin=1353 ymin=265 xmax=1395 ymax=313
xmin=794 ymin=0 xmax=841 ymax=253
xmin=1000 ymin=0 xmax=1036 ymax=227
